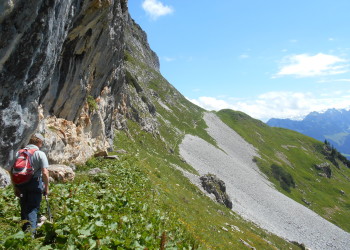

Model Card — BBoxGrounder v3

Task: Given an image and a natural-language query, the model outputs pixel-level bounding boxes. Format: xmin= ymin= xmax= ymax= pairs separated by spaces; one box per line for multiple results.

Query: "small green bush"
xmin=271 ymin=164 xmax=295 ymax=192
xmin=125 ymin=70 xmax=143 ymax=93
xmin=87 ymin=95 xmax=98 ymax=112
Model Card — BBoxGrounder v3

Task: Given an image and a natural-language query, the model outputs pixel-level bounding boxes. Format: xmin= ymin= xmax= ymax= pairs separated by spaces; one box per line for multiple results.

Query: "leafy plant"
xmin=87 ymin=95 xmax=98 ymax=112
xmin=0 ymin=158 xmax=197 ymax=249
xmin=271 ymin=164 xmax=295 ymax=192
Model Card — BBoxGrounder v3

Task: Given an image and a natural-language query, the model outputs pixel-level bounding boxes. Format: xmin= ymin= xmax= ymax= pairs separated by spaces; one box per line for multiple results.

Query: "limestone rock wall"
xmin=0 ymin=0 xmax=129 ymax=169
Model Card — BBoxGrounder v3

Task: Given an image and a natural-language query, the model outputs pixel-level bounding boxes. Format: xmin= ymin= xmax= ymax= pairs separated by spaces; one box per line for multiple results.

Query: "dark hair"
xmin=28 ymin=135 xmax=43 ymax=146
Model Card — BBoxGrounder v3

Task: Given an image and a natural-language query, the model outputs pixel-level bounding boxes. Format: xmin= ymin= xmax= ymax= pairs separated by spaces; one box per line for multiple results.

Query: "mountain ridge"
xmin=267 ymin=108 xmax=350 ymax=157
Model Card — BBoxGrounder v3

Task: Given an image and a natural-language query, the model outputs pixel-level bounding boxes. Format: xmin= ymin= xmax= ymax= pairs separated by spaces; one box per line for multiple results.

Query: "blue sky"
xmin=128 ymin=0 xmax=350 ymax=121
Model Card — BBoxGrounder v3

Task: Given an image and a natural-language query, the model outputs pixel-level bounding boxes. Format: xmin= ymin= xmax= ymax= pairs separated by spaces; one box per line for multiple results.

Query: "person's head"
xmin=29 ymin=133 xmax=44 ymax=147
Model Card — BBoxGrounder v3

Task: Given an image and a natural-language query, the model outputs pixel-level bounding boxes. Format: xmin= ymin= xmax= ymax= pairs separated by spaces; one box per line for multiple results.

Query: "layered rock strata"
xmin=0 ymin=0 xmax=159 ymax=171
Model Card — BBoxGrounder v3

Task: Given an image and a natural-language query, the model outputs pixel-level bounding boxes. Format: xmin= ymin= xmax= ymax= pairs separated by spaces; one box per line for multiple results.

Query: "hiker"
xmin=12 ymin=133 xmax=49 ymax=234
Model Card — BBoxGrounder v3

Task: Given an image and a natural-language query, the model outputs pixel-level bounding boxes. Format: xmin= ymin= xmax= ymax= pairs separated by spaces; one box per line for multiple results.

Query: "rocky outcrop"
xmin=0 ymin=0 xmax=186 ymax=174
xmin=0 ymin=168 xmax=10 ymax=188
xmin=47 ymin=164 xmax=75 ymax=183
xmin=315 ymin=162 xmax=332 ymax=178
xmin=200 ymin=174 xmax=233 ymax=209
xmin=0 ymin=0 xmax=145 ymax=169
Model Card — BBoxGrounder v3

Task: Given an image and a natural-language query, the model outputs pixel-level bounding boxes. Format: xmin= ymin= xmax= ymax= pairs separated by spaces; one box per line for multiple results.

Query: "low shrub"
xmin=271 ymin=164 xmax=295 ymax=192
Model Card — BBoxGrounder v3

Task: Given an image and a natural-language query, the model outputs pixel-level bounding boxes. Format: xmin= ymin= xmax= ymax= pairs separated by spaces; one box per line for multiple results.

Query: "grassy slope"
xmin=112 ymin=119 xmax=299 ymax=249
xmin=118 ymin=47 xmax=299 ymax=248
xmin=217 ymin=109 xmax=350 ymax=232
xmin=1 ymin=158 xmax=197 ymax=249
xmin=0 ymin=120 xmax=298 ymax=249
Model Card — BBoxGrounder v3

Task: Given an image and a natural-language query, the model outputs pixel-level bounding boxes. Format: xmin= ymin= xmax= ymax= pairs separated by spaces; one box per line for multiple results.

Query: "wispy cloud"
xmin=274 ymin=53 xmax=349 ymax=78
xmin=189 ymin=91 xmax=350 ymax=121
xmin=318 ymin=78 xmax=350 ymax=83
xmin=163 ymin=56 xmax=175 ymax=62
xmin=142 ymin=0 xmax=174 ymax=20
xmin=239 ymin=54 xmax=250 ymax=59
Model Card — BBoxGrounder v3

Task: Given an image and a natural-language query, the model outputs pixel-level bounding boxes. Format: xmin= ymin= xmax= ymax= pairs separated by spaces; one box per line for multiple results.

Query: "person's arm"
xmin=42 ymin=167 xmax=49 ymax=196
xmin=38 ymin=150 xmax=50 ymax=196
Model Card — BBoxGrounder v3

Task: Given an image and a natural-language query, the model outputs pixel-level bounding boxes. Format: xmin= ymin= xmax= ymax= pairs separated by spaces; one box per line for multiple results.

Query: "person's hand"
xmin=43 ymin=185 xmax=49 ymax=196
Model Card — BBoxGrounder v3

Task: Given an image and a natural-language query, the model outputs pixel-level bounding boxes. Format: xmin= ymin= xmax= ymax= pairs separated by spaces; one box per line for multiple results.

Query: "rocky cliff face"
xmin=0 ymin=0 xmax=159 ymax=169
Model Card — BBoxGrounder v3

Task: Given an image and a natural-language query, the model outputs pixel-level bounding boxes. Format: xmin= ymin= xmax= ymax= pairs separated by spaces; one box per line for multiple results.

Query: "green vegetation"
xmin=125 ymin=70 xmax=143 ymax=93
xmin=0 ymin=158 xmax=196 ymax=249
xmin=87 ymin=95 xmax=98 ymax=112
xmin=271 ymin=164 xmax=295 ymax=192
xmin=324 ymin=140 xmax=350 ymax=168
xmin=0 ymin=124 xmax=299 ymax=249
xmin=109 ymin=121 xmax=299 ymax=249
xmin=217 ymin=109 xmax=350 ymax=232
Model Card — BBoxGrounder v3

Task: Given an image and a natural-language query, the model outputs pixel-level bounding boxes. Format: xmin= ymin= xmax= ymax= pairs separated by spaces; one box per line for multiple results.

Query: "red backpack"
xmin=11 ymin=148 xmax=38 ymax=185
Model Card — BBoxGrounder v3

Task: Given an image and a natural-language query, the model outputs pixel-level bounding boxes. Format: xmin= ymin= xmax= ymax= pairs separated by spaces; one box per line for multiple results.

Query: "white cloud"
xmin=275 ymin=53 xmax=349 ymax=78
xmin=189 ymin=97 xmax=232 ymax=111
xmin=163 ymin=56 xmax=175 ymax=62
xmin=239 ymin=54 xmax=250 ymax=59
xmin=142 ymin=0 xmax=173 ymax=20
xmin=189 ymin=91 xmax=350 ymax=122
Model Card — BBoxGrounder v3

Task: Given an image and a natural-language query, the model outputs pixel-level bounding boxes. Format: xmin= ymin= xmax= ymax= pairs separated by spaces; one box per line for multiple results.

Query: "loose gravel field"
xmin=179 ymin=112 xmax=350 ymax=249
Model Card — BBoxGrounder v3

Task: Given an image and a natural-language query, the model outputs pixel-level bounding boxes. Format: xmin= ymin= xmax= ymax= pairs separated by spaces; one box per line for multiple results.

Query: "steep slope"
xmin=267 ymin=109 xmax=350 ymax=157
xmin=1 ymin=1 xmax=349 ymax=249
xmin=180 ymin=112 xmax=350 ymax=249
xmin=217 ymin=109 xmax=350 ymax=232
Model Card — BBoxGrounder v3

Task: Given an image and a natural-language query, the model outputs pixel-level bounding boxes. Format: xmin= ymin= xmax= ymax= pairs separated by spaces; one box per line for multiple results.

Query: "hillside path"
xmin=179 ymin=112 xmax=350 ymax=250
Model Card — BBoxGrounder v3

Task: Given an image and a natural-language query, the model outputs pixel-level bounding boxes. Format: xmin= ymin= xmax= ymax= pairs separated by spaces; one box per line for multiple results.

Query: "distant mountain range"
xmin=267 ymin=109 xmax=350 ymax=157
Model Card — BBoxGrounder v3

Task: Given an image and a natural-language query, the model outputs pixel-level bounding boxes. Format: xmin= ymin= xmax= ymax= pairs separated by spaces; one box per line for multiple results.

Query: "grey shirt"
xmin=16 ymin=144 xmax=49 ymax=178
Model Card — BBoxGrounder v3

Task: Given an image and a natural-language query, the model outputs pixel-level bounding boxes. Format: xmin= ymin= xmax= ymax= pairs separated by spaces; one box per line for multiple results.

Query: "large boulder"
xmin=0 ymin=168 xmax=11 ymax=188
xmin=47 ymin=164 xmax=75 ymax=183
xmin=200 ymin=174 xmax=233 ymax=209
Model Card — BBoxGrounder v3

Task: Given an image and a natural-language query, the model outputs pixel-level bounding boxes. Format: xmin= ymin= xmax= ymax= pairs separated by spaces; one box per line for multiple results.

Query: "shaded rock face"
xmin=200 ymin=174 xmax=233 ymax=209
xmin=0 ymin=0 xmax=139 ymax=169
